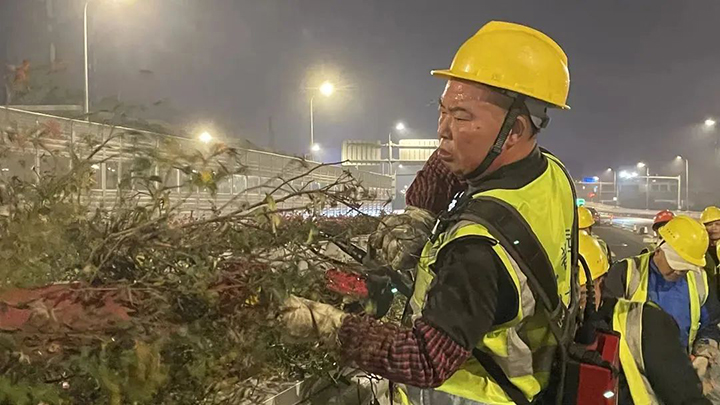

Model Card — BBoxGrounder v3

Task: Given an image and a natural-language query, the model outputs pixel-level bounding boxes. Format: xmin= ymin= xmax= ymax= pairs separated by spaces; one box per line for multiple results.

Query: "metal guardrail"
xmin=585 ymin=202 xmax=701 ymax=219
xmin=0 ymin=107 xmax=394 ymax=215
xmin=259 ymin=372 xmax=390 ymax=405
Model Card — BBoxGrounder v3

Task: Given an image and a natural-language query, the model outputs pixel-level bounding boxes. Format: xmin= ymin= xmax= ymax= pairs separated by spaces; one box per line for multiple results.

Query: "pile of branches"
xmin=0 ymin=120 xmax=388 ymax=404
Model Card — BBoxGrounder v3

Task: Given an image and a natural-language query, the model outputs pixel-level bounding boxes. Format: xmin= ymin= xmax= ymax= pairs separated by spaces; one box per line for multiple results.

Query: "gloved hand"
xmin=368 ymin=206 xmax=436 ymax=271
xmin=693 ymin=339 xmax=720 ymax=394
xmin=279 ymin=295 xmax=347 ymax=345
xmin=694 ymin=339 xmax=720 ymax=364
xmin=693 ymin=355 xmax=710 ymax=379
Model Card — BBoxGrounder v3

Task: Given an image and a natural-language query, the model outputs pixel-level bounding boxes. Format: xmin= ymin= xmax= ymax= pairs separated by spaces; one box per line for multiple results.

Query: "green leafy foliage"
xmin=0 ymin=121 xmax=386 ymax=403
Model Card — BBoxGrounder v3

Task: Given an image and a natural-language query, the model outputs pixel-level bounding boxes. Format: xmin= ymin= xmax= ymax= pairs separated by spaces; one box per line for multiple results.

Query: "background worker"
xmin=640 ymin=209 xmax=675 ymax=254
xmin=578 ymin=231 xmax=709 ymax=405
xmin=578 ymin=205 xmax=613 ymax=263
xmin=282 ymin=20 xmax=576 ymax=404
xmin=652 ymin=209 xmax=674 ymax=234
xmin=603 ymin=215 xmax=720 ymax=362
xmin=702 ymin=206 xmax=720 ymax=299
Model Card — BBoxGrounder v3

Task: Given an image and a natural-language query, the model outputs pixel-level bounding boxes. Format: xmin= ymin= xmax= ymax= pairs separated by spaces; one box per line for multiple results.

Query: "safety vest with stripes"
xmin=407 ymin=152 xmax=574 ymax=405
xmin=612 ymin=299 xmax=661 ymax=405
xmin=622 ymin=252 xmax=708 ymax=352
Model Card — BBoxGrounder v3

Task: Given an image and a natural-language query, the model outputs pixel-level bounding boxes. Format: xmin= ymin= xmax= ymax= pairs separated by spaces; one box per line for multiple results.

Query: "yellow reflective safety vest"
xmin=706 ymin=245 xmax=720 ymax=274
xmin=612 ymin=299 xmax=660 ymax=405
xmin=408 ymin=152 xmax=574 ymax=405
xmin=622 ymin=252 xmax=708 ymax=352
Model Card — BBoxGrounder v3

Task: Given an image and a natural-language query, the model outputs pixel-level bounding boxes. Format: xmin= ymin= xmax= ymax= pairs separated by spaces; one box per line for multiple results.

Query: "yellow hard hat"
xmin=578 ymin=231 xmax=609 ymax=285
xmin=701 ymin=206 xmax=720 ymax=224
xmin=431 ymin=21 xmax=570 ymax=109
xmin=578 ymin=206 xmax=595 ymax=229
xmin=658 ymin=215 xmax=708 ymax=267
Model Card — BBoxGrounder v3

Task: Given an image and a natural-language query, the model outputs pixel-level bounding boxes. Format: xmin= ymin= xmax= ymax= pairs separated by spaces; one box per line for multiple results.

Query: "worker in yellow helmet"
xmin=578 ymin=205 xmax=614 ymax=263
xmin=281 ymin=21 xmax=576 ymax=404
xmin=603 ymin=216 xmax=720 ymax=375
xmin=701 ymin=206 xmax=720 ymax=299
xmin=578 ymin=231 xmax=709 ymax=404
xmin=578 ymin=230 xmax=608 ymax=309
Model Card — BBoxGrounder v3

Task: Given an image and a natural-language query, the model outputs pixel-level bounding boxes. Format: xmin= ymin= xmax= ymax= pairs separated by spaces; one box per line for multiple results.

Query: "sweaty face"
xmin=436 ymin=80 xmax=512 ymax=176
xmin=706 ymin=220 xmax=720 ymax=244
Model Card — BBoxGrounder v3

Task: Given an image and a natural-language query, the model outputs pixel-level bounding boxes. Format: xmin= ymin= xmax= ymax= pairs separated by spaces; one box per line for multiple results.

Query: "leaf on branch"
xmin=305 ymin=225 xmax=318 ymax=245
xmin=265 ymin=194 xmax=277 ymax=212
xmin=199 ymin=170 xmax=213 ymax=184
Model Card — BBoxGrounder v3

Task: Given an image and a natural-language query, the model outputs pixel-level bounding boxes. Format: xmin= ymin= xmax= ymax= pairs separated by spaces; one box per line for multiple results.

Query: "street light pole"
xmin=684 ymin=158 xmax=689 ymax=210
xmin=645 ymin=166 xmax=650 ymax=210
xmin=387 ymin=122 xmax=406 ymax=175
xmin=704 ymin=118 xmax=718 ymax=165
xmin=83 ymin=1 xmax=90 ymax=116
xmin=388 ymin=131 xmax=392 ymax=175
xmin=307 ymin=81 xmax=334 ymax=161
xmin=309 ymin=95 xmax=314 ymax=160
xmin=605 ymin=168 xmax=618 ymax=205
xmin=637 ymin=162 xmax=649 ymax=209
xmin=613 ymin=169 xmax=618 ymax=205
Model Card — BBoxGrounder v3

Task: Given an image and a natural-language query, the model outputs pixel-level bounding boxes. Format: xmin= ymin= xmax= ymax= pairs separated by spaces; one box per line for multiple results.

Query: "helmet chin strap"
xmin=464 ymin=94 xmax=527 ymax=180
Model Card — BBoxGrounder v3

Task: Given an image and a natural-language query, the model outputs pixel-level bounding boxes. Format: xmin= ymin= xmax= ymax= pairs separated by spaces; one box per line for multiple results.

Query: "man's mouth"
xmin=437 ymin=149 xmax=452 ymax=161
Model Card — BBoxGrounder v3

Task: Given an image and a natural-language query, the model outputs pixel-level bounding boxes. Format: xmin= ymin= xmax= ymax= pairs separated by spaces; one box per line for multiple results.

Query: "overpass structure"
xmin=0 ymin=107 xmax=394 ymax=216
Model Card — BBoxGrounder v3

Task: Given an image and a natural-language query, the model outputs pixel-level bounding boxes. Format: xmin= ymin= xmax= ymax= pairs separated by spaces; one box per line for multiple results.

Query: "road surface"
xmin=593 ymin=225 xmax=647 ymax=261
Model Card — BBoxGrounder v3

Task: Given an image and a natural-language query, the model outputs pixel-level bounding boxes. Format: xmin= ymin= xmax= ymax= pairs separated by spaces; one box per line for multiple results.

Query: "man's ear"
xmin=506 ymin=115 xmax=532 ymax=147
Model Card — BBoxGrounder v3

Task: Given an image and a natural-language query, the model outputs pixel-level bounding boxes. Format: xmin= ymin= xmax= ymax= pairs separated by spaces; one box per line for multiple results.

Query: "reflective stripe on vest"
xmin=409 ymin=152 xmax=574 ymax=405
xmin=612 ymin=300 xmax=660 ymax=405
xmin=624 ymin=253 xmax=708 ymax=351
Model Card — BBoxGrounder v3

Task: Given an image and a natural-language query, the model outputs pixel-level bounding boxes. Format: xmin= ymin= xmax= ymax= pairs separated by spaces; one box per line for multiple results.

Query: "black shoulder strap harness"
xmin=432 ymin=149 xmax=579 ymax=405
xmin=449 ymin=196 xmax=561 ymax=405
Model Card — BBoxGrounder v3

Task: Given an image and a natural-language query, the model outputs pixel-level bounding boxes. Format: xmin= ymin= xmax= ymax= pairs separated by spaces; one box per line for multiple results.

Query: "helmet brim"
xmin=431 ymin=68 xmax=571 ymax=110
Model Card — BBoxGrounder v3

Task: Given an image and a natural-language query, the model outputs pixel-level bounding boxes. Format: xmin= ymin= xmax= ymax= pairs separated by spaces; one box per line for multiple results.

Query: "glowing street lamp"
xmin=311 ymin=143 xmax=321 ymax=152
xmin=395 ymin=122 xmax=406 ymax=131
xmin=705 ymin=118 xmax=717 ymax=128
xmin=319 ymin=81 xmax=335 ymax=97
xmin=199 ymin=131 xmax=213 ymax=144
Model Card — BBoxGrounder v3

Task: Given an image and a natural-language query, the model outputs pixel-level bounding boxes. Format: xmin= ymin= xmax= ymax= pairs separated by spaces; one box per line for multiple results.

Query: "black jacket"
xmin=598 ymin=298 xmax=709 ymax=405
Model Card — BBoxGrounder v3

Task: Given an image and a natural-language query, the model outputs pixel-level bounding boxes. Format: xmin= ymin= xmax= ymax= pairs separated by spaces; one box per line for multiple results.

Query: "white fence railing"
xmin=0 ymin=107 xmax=394 ymax=216
xmin=586 ymin=202 xmax=701 ymax=219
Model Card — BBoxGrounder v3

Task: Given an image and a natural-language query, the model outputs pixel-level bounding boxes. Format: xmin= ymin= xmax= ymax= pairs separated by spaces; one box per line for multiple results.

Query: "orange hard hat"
xmin=653 ymin=210 xmax=675 ymax=228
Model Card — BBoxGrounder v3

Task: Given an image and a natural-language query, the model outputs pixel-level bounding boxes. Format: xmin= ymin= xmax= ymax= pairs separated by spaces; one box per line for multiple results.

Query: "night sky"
xmin=3 ymin=0 xmax=720 ymax=190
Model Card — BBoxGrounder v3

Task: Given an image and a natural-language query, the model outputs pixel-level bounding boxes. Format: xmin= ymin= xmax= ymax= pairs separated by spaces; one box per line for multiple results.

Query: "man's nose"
xmin=438 ymin=114 xmax=451 ymax=140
